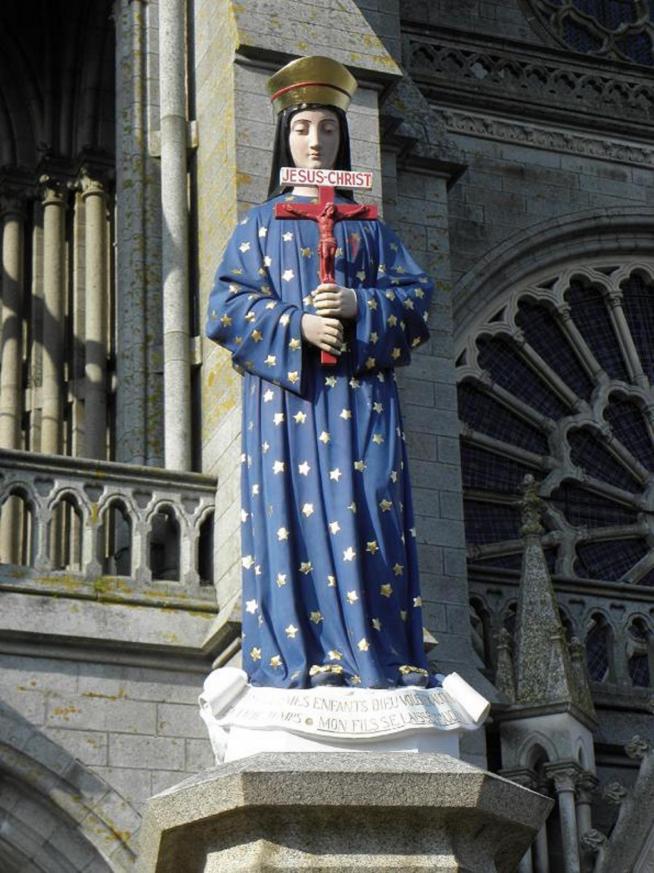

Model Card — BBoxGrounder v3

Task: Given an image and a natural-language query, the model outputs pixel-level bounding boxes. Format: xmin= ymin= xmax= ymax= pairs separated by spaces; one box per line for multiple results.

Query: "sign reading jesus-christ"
xmin=275 ymin=167 xmax=378 ymax=365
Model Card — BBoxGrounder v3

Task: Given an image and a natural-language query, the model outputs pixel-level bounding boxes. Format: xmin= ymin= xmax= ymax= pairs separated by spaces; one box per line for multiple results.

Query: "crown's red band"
xmin=270 ymin=80 xmax=351 ymax=103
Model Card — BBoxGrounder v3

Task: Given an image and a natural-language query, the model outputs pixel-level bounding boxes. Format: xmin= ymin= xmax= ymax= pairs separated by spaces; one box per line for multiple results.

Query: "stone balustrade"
xmin=0 ymin=448 xmax=217 ymax=591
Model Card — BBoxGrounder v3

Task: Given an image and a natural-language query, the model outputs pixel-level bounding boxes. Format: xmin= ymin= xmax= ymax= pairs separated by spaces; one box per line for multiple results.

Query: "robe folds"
xmin=206 ymin=193 xmax=435 ymax=689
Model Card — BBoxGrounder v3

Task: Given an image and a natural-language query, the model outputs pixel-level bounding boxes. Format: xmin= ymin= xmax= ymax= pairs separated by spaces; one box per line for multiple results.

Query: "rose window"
xmin=456 ymin=262 xmax=654 ymax=585
xmin=527 ymin=0 xmax=654 ymax=65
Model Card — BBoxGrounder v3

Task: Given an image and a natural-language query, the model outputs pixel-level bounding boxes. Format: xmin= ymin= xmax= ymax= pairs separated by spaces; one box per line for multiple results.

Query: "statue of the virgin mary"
xmin=206 ymin=56 xmax=436 ymax=690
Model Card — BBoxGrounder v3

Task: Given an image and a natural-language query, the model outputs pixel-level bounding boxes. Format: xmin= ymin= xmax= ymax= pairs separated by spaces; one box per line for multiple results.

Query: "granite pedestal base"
xmin=139 ymin=753 xmax=553 ymax=872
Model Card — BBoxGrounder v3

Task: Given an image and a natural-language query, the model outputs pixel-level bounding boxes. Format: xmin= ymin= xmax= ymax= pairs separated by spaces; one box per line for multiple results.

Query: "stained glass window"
xmin=528 ymin=0 xmax=654 ymax=66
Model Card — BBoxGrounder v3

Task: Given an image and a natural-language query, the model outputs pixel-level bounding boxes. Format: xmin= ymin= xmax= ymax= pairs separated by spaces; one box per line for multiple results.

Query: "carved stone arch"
xmin=518 ymin=731 xmax=556 ymax=770
xmin=0 ymin=702 xmax=139 ymax=872
xmin=454 ymin=206 xmax=654 ymax=334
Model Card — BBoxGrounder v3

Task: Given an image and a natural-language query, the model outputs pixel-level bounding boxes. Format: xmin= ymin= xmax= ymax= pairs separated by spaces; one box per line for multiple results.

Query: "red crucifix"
xmin=274 ymin=169 xmax=378 ymax=365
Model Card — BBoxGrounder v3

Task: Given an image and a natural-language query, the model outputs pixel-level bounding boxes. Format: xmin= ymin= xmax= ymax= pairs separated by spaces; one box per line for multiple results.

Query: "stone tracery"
xmin=457 ymin=260 xmax=654 ymax=586
xmin=527 ymin=0 xmax=654 ymax=65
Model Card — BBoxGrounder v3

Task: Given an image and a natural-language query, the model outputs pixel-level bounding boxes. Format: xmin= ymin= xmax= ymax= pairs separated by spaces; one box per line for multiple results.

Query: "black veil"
xmin=267 ymin=104 xmax=354 ymax=200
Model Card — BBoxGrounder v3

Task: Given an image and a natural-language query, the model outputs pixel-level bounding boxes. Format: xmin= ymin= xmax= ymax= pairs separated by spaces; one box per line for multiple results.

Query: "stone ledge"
xmin=139 ymin=752 xmax=553 ymax=872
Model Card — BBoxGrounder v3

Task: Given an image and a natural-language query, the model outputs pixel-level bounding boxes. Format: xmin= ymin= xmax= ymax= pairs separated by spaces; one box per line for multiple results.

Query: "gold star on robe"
xmin=273 ymin=460 xmax=285 ymax=474
xmin=310 ymin=611 xmax=323 ymax=624
xmin=279 ymin=313 xmax=290 ymax=326
xmin=264 ymin=354 xmax=277 ymax=367
xmin=294 ymin=411 xmax=307 ymax=424
xmin=302 ymin=503 xmax=314 ymax=517
xmin=242 ymin=555 xmax=254 ymax=569
xmin=413 ymin=596 xmax=423 ymax=607
xmin=369 ymin=332 xmax=379 ymax=344
xmin=366 ymin=541 xmax=379 ymax=555
xmin=251 ymin=329 xmax=263 ymax=342
xmin=273 ymin=413 xmax=285 ymax=426
xmin=262 ymin=441 xmax=270 ymax=453
xmin=387 ymin=314 xmax=398 ymax=327
xmin=277 ymin=527 xmax=289 ymax=541
xmin=349 ymin=378 xmax=360 ymax=389
xmin=372 ymin=618 xmax=382 ymax=631
xmin=340 ymin=408 xmax=352 ymax=420
xmin=393 ymin=563 xmax=405 ymax=576
xmin=328 ymin=649 xmax=343 ymax=660
xmin=379 ymin=499 xmax=393 ymax=512
xmin=343 ymin=546 xmax=356 ymax=561
xmin=263 ymin=389 xmax=274 ymax=402
xmin=391 ymin=347 xmax=401 ymax=360
xmin=245 ymin=312 xmax=256 ymax=324
xmin=372 ymin=433 xmax=384 ymax=445
xmin=325 ymin=375 xmax=337 ymax=388
xmin=270 ymin=655 xmax=283 ymax=667
xmin=346 ymin=590 xmax=359 ymax=604
xmin=276 ymin=573 xmax=287 ymax=587
xmin=357 ymin=638 xmax=370 ymax=652
xmin=329 ymin=521 xmax=341 ymax=535
xmin=354 ymin=460 xmax=367 ymax=472
xmin=239 ymin=242 xmax=251 ymax=253
xmin=319 ymin=431 xmax=331 ymax=444
xmin=380 ymin=583 xmax=393 ymax=598
xmin=329 ymin=468 xmax=342 ymax=482
xmin=285 ymin=624 xmax=298 ymax=638
xmin=245 ymin=599 xmax=258 ymax=613
xmin=300 ymin=246 xmax=312 ymax=257
xmin=288 ymin=371 xmax=300 ymax=383
xmin=298 ymin=461 xmax=311 ymax=476
xmin=289 ymin=338 xmax=302 ymax=350
xmin=250 ymin=647 xmax=262 ymax=661
xmin=299 ymin=561 xmax=313 ymax=575
xmin=220 ymin=314 xmax=232 ymax=327
xmin=365 ymin=357 xmax=376 ymax=370
xmin=327 ymin=575 xmax=336 ymax=587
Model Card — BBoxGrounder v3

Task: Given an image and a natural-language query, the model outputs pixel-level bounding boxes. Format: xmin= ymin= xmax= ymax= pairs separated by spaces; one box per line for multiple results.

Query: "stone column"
xmin=81 ymin=174 xmax=108 ymax=459
xmin=39 ymin=176 xmax=67 ymax=455
xmin=0 ymin=195 xmax=26 ymax=448
xmin=575 ymin=772 xmax=598 ymax=873
xmin=546 ymin=765 xmax=581 ymax=873
xmin=533 ymin=821 xmax=550 ymax=873
xmin=0 ymin=194 xmax=26 ymax=563
xmin=159 ymin=0 xmax=192 ymax=471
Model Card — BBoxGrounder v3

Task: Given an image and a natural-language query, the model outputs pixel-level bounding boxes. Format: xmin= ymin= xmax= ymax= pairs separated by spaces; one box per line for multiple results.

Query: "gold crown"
xmin=267 ymin=56 xmax=357 ymax=114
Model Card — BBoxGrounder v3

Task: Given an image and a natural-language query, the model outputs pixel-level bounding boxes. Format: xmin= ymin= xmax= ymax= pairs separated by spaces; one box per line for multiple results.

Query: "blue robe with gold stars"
xmin=206 ymin=194 xmax=434 ymax=689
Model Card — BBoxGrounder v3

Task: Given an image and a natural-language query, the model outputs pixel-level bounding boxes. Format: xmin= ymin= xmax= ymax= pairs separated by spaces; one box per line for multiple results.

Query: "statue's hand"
xmin=301 ymin=314 xmax=344 ymax=355
xmin=312 ymin=283 xmax=358 ymax=320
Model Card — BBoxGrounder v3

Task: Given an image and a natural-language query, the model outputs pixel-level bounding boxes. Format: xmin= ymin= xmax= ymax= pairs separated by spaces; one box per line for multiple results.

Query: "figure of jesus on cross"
xmin=275 ymin=171 xmax=378 ymax=364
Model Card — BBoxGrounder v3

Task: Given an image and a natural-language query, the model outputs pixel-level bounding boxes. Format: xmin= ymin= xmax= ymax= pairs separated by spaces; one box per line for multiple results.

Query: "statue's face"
xmin=288 ymin=108 xmax=340 ymax=170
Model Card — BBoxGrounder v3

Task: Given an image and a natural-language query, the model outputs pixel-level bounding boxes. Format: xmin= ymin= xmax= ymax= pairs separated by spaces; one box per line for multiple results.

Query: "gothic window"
xmin=527 ymin=1 xmax=654 ymax=65
xmin=585 ymin=613 xmax=612 ymax=681
xmin=627 ymin=618 xmax=651 ymax=686
xmin=457 ymin=263 xmax=654 ymax=586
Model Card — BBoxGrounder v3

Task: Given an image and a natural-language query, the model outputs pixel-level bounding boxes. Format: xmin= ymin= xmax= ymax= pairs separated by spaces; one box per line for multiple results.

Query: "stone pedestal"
xmin=139 ymin=753 xmax=553 ymax=872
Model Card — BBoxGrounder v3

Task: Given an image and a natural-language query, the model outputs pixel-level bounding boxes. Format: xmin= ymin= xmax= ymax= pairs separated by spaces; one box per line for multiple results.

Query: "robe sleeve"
xmin=206 ymin=211 xmax=305 ymax=395
xmin=350 ymin=222 xmax=433 ymax=375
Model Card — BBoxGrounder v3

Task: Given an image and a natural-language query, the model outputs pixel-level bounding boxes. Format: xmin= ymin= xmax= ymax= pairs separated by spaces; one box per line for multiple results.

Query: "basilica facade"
xmin=0 ymin=1 xmax=652 ymax=870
